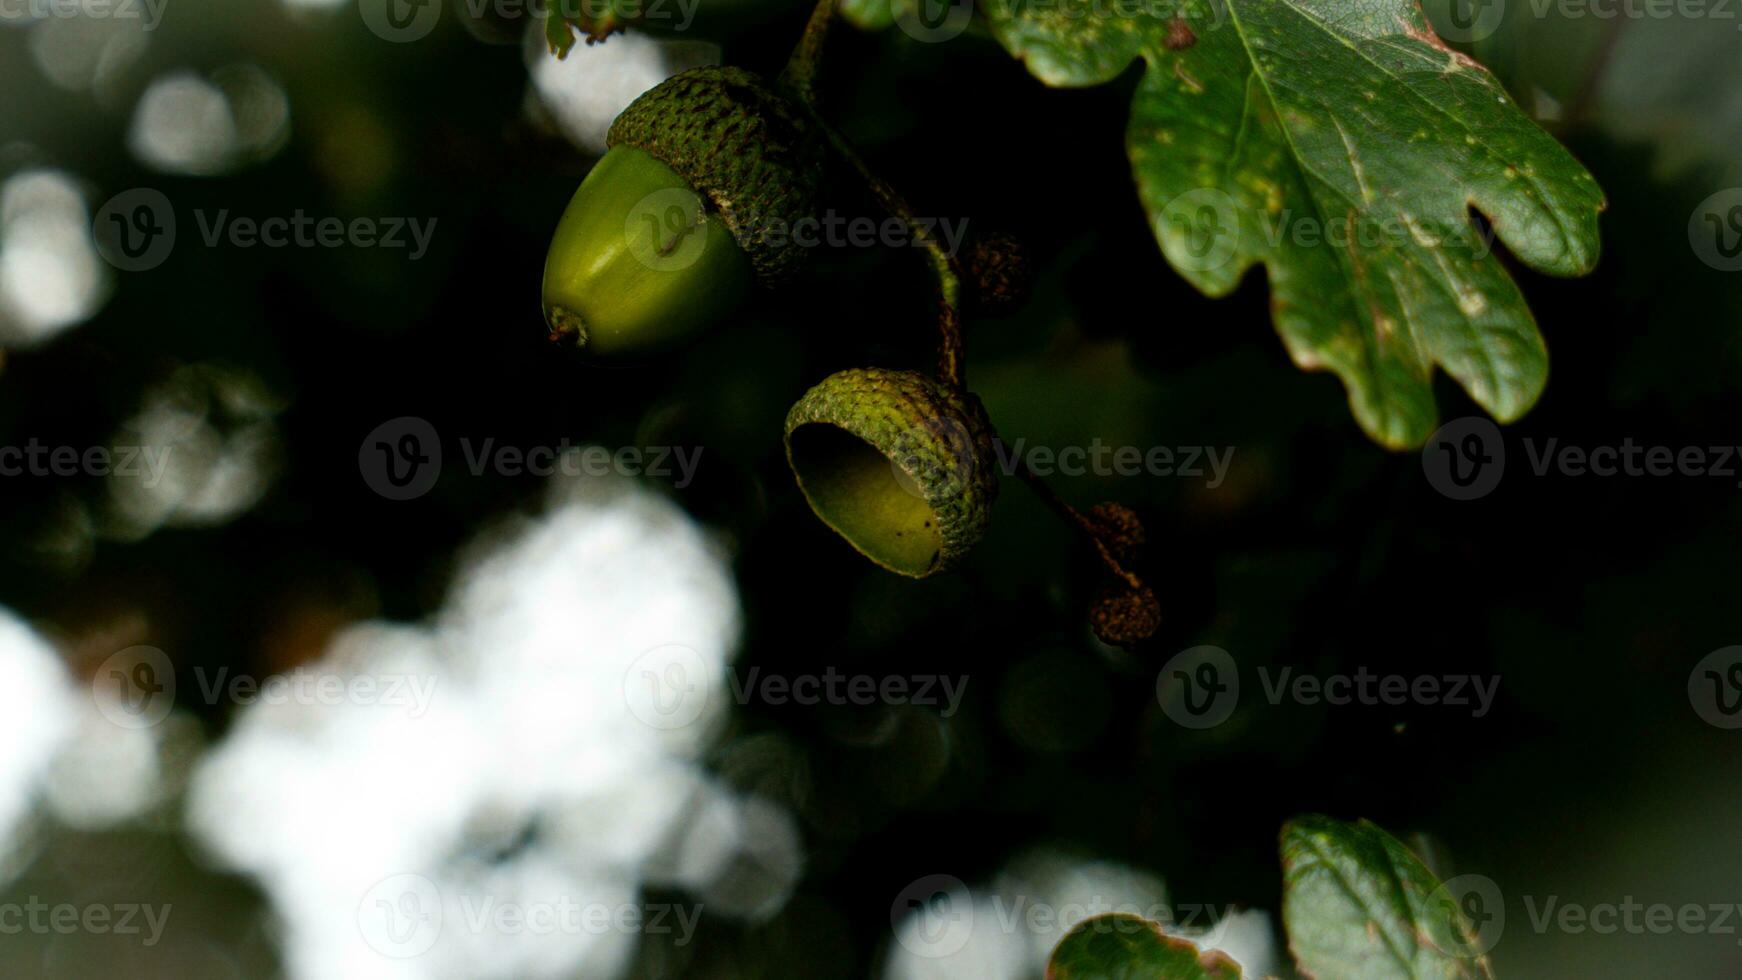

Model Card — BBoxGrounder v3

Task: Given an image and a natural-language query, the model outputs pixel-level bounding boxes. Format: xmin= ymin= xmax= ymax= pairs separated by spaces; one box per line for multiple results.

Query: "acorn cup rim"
xmin=783 ymin=368 xmax=999 ymax=579
xmin=785 ymin=424 xmax=949 ymax=578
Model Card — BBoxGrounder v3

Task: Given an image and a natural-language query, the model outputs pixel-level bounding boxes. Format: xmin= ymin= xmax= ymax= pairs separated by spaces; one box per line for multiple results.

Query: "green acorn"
xmin=784 ymin=368 xmax=999 ymax=578
xmin=542 ymin=66 xmax=821 ymax=357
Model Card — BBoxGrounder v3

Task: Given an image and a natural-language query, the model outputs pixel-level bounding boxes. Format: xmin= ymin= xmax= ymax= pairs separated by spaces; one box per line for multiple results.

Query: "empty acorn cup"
xmin=784 ymin=367 xmax=999 ymax=578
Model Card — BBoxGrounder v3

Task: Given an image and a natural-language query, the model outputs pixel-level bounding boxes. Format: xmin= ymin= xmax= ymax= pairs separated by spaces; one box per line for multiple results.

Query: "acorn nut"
xmin=542 ymin=66 xmax=821 ymax=357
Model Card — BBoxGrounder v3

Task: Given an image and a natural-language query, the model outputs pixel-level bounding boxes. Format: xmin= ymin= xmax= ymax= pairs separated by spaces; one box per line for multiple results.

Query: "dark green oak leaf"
xmin=979 ymin=0 xmax=1604 ymax=447
xmin=1048 ymin=914 xmax=1243 ymax=979
xmin=1281 ymin=815 xmax=1496 ymax=979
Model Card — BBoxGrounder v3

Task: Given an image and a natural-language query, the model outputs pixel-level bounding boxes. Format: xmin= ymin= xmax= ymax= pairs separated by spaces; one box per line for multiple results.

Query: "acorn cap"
xmin=609 ymin=66 xmax=821 ymax=284
xmin=785 ymin=368 xmax=999 ymax=578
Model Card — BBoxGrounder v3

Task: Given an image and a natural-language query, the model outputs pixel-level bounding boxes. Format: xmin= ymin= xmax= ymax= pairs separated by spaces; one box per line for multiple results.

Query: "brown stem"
xmin=779 ymin=0 xmax=836 ymax=106
xmin=1565 ymin=14 xmax=1628 ymax=127
xmin=1016 ymin=460 xmax=1143 ymax=590
xmin=808 ymin=115 xmax=968 ymax=388
xmin=780 ymin=5 xmax=967 ymax=390
xmin=777 ymin=1 xmax=1138 ymax=588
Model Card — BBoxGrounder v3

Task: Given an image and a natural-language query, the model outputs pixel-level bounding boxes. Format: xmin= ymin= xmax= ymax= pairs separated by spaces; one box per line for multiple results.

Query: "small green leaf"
xmin=979 ymin=0 xmax=1605 ymax=447
xmin=542 ymin=0 xmax=637 ymax=58
xmin=544 ymin=4 xmax=577 ymax=58
xmin=1047 ymin=914 xmax=1243 ymax=980
xmin=1280 ymin=815 xmax=1495 ymax=979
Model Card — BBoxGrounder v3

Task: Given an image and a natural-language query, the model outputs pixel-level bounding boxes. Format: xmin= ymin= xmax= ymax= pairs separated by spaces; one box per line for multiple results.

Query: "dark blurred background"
xmin=1 ymin=0 xmax=1741 ymax=976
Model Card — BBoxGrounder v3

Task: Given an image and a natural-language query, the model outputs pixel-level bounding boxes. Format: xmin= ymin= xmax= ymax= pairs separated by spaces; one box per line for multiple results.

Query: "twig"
xmin=1565 ymin=14 xmax=1628 ymax=128
xmin=778 ymin=0 xmax=967 ymax=389
xmin=776 ymin=1 xmax=1139 ymax=594
xmin=1016 ymin=461 xmax=1143 ymax=590
xmin=808 ymin=115 xmax=967 ymax=388
xmin=779 ymin=0 xmax=837 ymax=106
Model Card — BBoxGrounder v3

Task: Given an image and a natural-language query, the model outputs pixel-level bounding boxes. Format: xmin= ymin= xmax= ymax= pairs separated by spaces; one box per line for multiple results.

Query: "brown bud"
xmin=1089 ymin=582 xmax=1161 ymax=647
xmin=1087 ymin=502 xmax=1146 ymax=565
xmin=965 ymin=230 xmax=1032 ymax=317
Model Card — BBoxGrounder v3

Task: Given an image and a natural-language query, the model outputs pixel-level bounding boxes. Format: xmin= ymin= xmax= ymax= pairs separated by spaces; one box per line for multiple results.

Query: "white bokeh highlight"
xmin=186 ymin=473 xmax=798 ymax=980
xmin=884 ymin=848 xmax=1281 ymax=980
xmin=128 ymin=68 xmax=290 ymax=175
xmin=105 ymin=363 xmax=284 ymax=538
xmin=0 ymin=169 xmax=111 ymax=346
xmin=525 ymin=29 xmax=720 ymax=155
xmin=0 ymin=610 xmax=77 ymax=866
